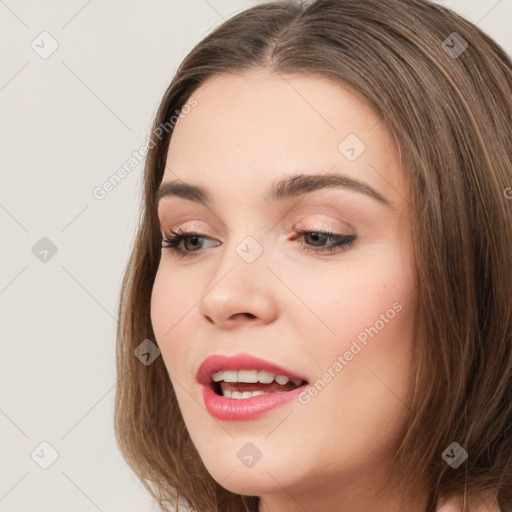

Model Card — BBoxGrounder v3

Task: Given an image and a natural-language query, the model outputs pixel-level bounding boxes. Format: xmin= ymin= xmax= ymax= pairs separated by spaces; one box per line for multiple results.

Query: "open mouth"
xmin=211 ymin=370 xmax=308 ymax=399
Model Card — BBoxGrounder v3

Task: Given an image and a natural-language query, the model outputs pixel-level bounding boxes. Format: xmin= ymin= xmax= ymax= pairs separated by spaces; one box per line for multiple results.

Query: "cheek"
xmin=290 ymin=240 xmax=417 ymax=407
xmin=150 ymin=265 xmax=196 ymax=374
xmin=284 ymin=242 xmax=416 ymax=343
xmin=298 ymin=268 xmax=416 ymax=390
xmin=290 ymin=261 xmax=417 ymax=469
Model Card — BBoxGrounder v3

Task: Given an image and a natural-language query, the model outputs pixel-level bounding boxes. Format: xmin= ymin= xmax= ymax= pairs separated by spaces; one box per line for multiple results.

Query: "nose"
xmin=198 ymin=242 xmax=279 ymax=329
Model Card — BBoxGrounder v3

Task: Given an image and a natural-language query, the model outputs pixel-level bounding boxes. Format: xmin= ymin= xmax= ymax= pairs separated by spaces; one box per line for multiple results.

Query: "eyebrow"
xmin=154 ymin=172 xmax=390 ymax=208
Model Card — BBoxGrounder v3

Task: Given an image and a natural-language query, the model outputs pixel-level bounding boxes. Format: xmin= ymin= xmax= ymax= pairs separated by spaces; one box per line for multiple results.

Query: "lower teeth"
xmin=222 ymin=389 xmax=294 ymax=399
xmin=224 ymin=390 xmax=266 ymax=399
xmin=215 ymin=380 xmax=304 ymax=399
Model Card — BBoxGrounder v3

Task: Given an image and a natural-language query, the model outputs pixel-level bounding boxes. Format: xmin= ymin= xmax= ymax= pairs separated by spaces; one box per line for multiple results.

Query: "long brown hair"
xmin=113 ymin=1 xmax=512 ymax=510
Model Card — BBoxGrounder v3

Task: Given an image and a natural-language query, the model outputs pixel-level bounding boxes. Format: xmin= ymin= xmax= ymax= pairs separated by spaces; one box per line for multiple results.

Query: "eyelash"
xmin=161 ymin=227 xmax=355 ymax=259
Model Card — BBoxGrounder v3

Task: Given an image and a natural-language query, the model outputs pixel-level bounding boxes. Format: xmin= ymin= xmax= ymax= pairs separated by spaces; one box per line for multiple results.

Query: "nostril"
xmin=244 ymin=313 xmax=256 ymax=319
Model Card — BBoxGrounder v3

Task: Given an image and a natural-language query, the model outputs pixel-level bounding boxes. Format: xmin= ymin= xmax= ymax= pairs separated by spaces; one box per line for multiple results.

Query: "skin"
xmin=437 ymin=493 xmax=501 ymax=512
xmin=150 ymin=68 xmax=493 ymax=511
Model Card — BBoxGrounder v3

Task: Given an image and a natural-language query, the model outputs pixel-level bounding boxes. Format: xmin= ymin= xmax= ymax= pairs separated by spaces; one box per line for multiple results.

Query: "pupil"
xmin=308 ymin=232 xmax=324 ymax=245
xmin=186 ymin=236 xmax=201 ymax=250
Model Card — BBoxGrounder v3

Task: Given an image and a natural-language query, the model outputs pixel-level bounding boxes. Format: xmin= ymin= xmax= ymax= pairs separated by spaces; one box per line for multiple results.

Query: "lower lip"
xmin=202 ymin=384 xmax=307 ymax=421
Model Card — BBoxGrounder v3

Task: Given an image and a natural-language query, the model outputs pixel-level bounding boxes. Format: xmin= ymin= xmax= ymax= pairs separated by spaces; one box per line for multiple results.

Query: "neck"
xmin=257 ymin=467 xmax=430 ymax=512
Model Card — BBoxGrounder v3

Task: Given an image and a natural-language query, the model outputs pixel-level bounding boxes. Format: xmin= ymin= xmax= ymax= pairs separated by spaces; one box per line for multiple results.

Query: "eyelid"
xmin=294 ymin=220 xmax=352 ymax=233
xmin=160 ymin=220 xmax=210 ymax=234
xmin=160 ymin=215 xmax=355 ymax=241
xmin=292 ymin=214 xmax=355 ymax=236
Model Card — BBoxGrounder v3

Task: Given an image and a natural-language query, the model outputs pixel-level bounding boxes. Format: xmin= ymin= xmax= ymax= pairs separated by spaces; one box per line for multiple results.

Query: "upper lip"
xmin=196 ymin=353 xmax=308 ymax=386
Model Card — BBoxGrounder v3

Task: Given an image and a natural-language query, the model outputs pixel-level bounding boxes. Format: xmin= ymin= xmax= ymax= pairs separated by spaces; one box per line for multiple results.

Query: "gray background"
xmin=1 ymin=1 xmax=511 ymax=511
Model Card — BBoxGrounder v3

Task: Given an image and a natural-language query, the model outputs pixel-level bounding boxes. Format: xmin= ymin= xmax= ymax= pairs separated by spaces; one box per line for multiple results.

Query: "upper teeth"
xmin=212 ymin=370 xmax=301 ymax=386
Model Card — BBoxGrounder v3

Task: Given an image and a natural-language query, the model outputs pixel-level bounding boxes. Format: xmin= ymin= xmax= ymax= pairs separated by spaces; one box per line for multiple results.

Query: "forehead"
xmin=163 ymin=69 xmax=406 ymax=204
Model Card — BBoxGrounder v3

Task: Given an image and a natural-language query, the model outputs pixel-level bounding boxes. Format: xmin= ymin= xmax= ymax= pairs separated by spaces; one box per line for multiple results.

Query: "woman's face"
xmin=151 ymin=69 xmax=420 ymax=510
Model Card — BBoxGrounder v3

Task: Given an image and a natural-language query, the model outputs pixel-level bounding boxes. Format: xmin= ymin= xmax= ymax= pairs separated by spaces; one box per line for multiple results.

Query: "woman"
xmin=114 ymin=0 xmax=512 ymax=510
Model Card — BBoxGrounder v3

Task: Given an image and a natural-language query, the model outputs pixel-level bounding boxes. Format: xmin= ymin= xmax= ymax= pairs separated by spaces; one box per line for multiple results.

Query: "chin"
xmin=194 ymin=440 xmax=295 ymax=496
xmin=207 ymin=463 xmax=283 ymax=496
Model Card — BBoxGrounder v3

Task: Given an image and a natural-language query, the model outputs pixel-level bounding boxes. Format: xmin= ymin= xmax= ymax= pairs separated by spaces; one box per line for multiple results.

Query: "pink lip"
xmin=201 ymin=384 xmax=307 ymax=421
xmin=196 ymin=353 xmax=308 ymax=421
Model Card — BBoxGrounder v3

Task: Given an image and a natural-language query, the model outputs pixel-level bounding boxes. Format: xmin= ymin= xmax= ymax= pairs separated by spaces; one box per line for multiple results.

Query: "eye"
xmin=161 ymin=228 xmax=356 ymax=259
xmin=294 ymin=230 xmax=355 ymax=254
xmin=161 ymin=227 xmax=218 ymax=259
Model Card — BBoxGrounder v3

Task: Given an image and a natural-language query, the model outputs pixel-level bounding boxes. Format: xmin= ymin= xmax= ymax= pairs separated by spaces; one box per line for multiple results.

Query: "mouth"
xmin=196 ymin=353 xmax=309 ymax=419
xmin=196 ymin=352 xmax=309 ymax=394
xmin=211 ymin=370 xmax=307 ymax=399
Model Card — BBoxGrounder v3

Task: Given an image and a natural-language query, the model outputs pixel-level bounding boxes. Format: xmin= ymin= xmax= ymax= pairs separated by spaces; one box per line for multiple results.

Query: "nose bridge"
xmin=198 ymin=229 xmax=278 ymax=326
xmin=213 ymin=208 xmax=270 ymax=276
